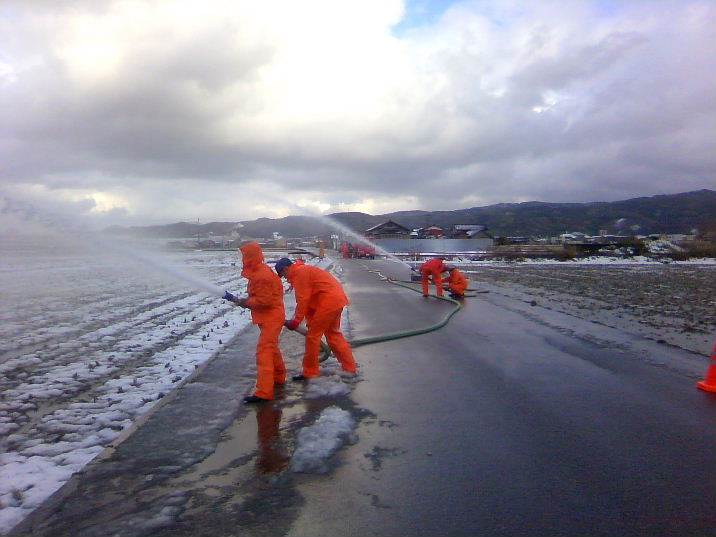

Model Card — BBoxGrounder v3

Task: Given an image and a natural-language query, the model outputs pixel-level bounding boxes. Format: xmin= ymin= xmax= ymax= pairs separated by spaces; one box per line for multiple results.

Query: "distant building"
xmin=421 ymin=226 xmax=445 ymax=239
xmin=450 ymin=224 xmax=492 ymax=239
xmin=559 ymin=232 xmax=587 ymax=243
xmin=365 ymin=220 xmax=411 ymax=239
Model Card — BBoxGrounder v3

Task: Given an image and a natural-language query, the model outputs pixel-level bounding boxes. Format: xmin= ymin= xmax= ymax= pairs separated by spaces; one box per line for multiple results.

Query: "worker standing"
xmin=229 ymin=242 xmax=287 ymax=404
xmin=274 ymin=258 xmax=358 ymax=380
xmin=445 ymin=267 xmax=469 ymax=299
xmin=419 ymin=257 xmax=448 ymax=297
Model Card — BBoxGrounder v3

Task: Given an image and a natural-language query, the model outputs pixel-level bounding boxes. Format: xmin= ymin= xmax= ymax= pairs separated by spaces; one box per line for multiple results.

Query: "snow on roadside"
xmin=403 ymin=256 xmax=716 ymax=271
xmin=0 ymin=303 xmax=251 ymax=533
xmin=0 ymin=248 xmax=253 ymax=534
xmin=290 ymin=406 xmax=356 ymax=474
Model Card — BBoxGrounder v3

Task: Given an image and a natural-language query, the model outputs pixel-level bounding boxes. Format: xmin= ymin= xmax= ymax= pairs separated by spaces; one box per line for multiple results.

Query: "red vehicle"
xmin=354 ymin=244 xmax=376 ymax=259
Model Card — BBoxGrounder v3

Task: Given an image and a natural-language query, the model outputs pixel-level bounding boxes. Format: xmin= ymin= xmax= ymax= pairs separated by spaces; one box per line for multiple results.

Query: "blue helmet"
xmin=274 ymin=257 xmax=293 ymax=276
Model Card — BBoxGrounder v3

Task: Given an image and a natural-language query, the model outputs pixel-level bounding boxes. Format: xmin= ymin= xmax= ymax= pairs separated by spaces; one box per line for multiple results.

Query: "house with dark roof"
xmin=365 ymin=220 xmax=411 ymax=239
xmin=450 ymin=224 xmax=493 ymax=239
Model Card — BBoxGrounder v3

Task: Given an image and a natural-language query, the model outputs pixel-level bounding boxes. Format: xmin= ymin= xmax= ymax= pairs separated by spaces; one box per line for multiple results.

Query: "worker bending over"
xmin=445 ymin=267 xmax=469 ymax=299
xmin=419 ymin=257 xmax=449 ymax=297
xmin=274 ymin=258 xmax=358 ymax=380
xmin=230 ymin=242 xmax=287 ymax=404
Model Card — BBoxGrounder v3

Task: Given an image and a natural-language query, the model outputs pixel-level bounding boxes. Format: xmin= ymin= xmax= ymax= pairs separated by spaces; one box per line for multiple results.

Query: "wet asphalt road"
xmin=287 ymin=259 xmax=716 ymax=537
xmin=11 ymin=258 xmax=716 ymax=537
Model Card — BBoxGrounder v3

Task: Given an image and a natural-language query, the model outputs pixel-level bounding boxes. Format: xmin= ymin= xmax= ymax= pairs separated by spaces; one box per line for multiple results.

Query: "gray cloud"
xmin=1 ymin=0 xmax=715 ymax=224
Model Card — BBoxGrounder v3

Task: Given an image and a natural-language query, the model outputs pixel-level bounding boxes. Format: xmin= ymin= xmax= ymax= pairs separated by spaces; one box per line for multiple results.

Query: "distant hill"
xmin=105 ymin=189 xmax=716 ymax=239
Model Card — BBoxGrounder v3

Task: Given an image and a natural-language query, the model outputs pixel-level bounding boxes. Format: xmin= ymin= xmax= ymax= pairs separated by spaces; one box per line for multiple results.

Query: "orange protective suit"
xmin=286 ymin=264 xmax=357 ymax=378
xmin=419 ymin=258 xmax=447 ymax=297
xmin=240 ymin=242 xmax=286 ymax=399
xmin=446 ymin=268 xmax=468 ymax=297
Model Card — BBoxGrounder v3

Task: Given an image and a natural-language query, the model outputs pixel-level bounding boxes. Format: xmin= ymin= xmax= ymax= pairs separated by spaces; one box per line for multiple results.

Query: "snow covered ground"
xmin=0 ymin=238 xmax=254 ymax=533
xmin=462 ymin=263 xmax=716 ymax=357
xmin=406 ymin=255 xmax=716 ymax=268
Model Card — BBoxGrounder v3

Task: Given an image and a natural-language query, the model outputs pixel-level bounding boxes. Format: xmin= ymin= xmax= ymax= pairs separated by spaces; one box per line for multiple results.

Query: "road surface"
xmin=11 ymin=259 xmax=716 ymax=537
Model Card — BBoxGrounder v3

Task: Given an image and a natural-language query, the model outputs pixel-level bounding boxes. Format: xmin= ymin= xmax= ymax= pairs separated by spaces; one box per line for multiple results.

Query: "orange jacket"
xmin=286 ymin=264 xmax=349 ymax=324
xmin=446 ymin=268 xmax=468 ymax=293
xmin=240 ymin=242 xmax=285 ymax=325
xmin=419 ymin=258 xmax=446 ymax=275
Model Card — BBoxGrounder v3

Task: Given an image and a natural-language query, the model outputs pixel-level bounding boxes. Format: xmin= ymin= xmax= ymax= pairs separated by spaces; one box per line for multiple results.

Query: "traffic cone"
xmin=696 ymin=342 xmax=716 ymax=393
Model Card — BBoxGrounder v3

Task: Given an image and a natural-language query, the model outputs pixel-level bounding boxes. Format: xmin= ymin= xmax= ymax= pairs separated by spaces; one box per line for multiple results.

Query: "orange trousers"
xmin=303 ymin=307 xmax=357 ymax=378
xmin=254 ymin=321 xmax=286 ymax=399
xmin=422 ymin=272 xmax=444 ymax=297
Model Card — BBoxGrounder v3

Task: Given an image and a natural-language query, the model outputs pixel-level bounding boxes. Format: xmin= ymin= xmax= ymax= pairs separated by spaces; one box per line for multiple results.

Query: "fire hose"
xmin=222 ymin=291 xmax=333 ymax=361
xmin=225 ymin=269 xmax=464 ymax=363
xmin=315 ymin=269 xmax=463 ymax=358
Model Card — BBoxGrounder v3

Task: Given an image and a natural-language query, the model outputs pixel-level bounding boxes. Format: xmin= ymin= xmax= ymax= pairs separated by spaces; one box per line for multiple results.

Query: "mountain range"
xmin=105 ymin=189 xmax=716 ymax=239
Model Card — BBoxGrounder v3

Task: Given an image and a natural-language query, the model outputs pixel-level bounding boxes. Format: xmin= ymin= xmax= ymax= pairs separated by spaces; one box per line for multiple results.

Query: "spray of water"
xmin=109 ymin=242 xmax=226 ymax=296
xmin=1 ymin=196 xmax=229 ymax=297
xmin=260 ymin=194 xmax=413 ymax=268
xmin=316 ymin=213 xmax=412 ymax=268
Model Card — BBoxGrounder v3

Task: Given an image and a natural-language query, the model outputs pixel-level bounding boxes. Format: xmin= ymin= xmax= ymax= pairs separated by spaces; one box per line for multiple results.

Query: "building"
xmin=559 ymin=232 xmax=587 ymax=243
xmin=450 ymin=224 xmax=492 ymax=239
xmin=421 ymin=226 xmax=445 ymax=239
xmin=365 ymin=220 xmax=411 ymax=239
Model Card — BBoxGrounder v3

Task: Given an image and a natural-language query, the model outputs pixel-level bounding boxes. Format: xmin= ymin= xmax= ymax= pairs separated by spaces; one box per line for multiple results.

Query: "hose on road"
xmin=293 ymin=325 xmax=333 ymax=362
xmin=297 ymin=265 xmax=463 ymax=361
xmin=346 ymin=268 xmax=463 ymax=350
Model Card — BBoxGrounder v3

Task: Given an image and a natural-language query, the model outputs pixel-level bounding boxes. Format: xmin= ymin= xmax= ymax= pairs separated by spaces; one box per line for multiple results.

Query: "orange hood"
xmin=240 ymin=242 xmax=264 ymax=277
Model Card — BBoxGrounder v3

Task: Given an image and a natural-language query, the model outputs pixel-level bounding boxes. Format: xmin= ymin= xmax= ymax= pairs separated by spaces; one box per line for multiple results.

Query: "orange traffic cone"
xmin=696 ymin=342 xmax=716 ymax=393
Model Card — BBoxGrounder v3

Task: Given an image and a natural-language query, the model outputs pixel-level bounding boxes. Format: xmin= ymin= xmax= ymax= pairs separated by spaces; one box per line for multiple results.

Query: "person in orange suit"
xmin=274 ymin=258 xmax=357 ymax=380
xmin=444 ymin=267 xmax=469 ymax=299
xmin=419 ymin=257 xmax=448 ymax=297
xmin=283 ymin=258 xmax=305 ymax=294
xmin=231 ymin=242 xmax=286 ymax=403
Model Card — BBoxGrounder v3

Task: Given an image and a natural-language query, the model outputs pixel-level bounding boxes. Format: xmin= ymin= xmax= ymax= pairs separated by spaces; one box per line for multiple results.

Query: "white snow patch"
xmin=291 ymin=407 xmax=356 ymax=474
xmin=304 ymin=375 xmax=351 ymax=399
xmin=406 ymin=256 xmax=716 ymax=269
xmin=0 ymin=247 xmax=255 ymax=534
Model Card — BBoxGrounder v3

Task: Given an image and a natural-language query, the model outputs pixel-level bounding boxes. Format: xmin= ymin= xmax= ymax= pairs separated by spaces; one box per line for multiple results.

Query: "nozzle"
xmin=223 ymin=291 xmax=237 ymax=302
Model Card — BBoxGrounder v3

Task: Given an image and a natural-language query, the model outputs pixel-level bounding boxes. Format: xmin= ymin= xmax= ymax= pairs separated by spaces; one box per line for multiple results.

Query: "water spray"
xmin=317 ymin=213 xmax=413 ymax=268
xmin=259 ymin=194 xmax=413 ymax=269
xmin=1 ymin=195 xmax=233 ymax=298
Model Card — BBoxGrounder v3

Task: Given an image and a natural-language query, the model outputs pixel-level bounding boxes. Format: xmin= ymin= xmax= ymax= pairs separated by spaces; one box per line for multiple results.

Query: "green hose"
xmin=294 ymin=325 xmax=333 ymax=362
xmin=303 ymin=266 xmax=462 ymax=361
xmin=347 ymin=273 xmax=463 ymax=349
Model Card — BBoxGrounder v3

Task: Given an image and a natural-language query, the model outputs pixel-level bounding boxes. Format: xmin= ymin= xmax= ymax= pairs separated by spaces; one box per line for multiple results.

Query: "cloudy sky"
xmin=1 ymin=0 xmax=715 ymax=226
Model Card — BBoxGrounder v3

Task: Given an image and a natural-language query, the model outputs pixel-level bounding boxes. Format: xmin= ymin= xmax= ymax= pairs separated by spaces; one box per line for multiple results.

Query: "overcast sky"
xmin=1 ymin=0 xmax=715 ymax=226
